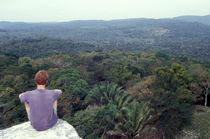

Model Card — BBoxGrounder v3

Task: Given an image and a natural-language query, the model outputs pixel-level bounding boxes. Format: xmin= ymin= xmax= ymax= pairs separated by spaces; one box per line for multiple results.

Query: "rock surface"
xmin=0 ymin=119 xmax=82 ymax=139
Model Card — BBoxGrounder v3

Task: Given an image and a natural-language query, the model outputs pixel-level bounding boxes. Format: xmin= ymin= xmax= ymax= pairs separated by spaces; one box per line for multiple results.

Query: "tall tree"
xmin=152 ymin=63 xmax=193 ymax=138
xmin=196 ymin=68 xmax=210 ymax=106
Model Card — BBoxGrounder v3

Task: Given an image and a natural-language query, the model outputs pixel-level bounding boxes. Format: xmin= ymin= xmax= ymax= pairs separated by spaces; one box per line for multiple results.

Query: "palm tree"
xmin=86 ymin=82 xmax=152 ymax=138
xmin=114 ymin=101 xmax=151 ymax=138
xmin=115 ymin=92 xmax=133 ymax=110
xmin=86 ymin=81 xmax=124 ymax=106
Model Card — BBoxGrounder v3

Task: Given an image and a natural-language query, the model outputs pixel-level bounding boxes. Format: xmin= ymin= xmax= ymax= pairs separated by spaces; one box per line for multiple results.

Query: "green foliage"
xmin=53 ymin=68 xmax=89 ymax=98
xmin=10 ymin=104 xmax=27 ymax=123
xmin=94 ymin=103 xmax=119 ymax=137
xmin=18 ymin=56 xmax=32 ymax=65
xmin=151 ymin=63 xmax=194 ymax=138
xmin=92 ymin=55 xmax=104 ymax=62
xmin=105 ymin=64 xmax=140 ymax=88
xmin=195 ymin=68 xmax=210 ymax=106
xmin=155 ymin=51 xmax=171 ymax=60
xmin=1 ymin=75 xmax=15 ymax=87
xmin=114 ymin=101 xmax=151 ymax=138
xmin=85 ymin=81 xmax=124 ymax=106
xmin=0 ymin=38 xmax=96 ymax=58
xmin=190 ymin=107 xmax=210 ymax=139
xmin=85 ymin=81 xmax=152 ymax=138
xmin=5 ymin=87 xmax=15 ymax=96
xmin=177 ymin=106 xmax=210 ymax=139
xmin=63 ymin=106 xmax=103 ymax=138
xmin=1 ymin=19 xmax=210 ymax=61
xmin=0 ymin=50 xmax=208 ymax=139
xmin=14 ymin=74 xmax=33 ymax=93
xmin=50 ymin=68 xmax=89 ymax=115
xmin=154 ymin=63 xmax=192 ymax=92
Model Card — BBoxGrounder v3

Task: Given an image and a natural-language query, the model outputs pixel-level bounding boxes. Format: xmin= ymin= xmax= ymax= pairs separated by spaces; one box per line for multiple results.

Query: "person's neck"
xmin=37 ymin=85 xmax=46 ymax=89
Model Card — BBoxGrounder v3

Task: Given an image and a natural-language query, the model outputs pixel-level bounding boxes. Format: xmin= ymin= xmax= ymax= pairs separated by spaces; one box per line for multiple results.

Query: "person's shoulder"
xmin=28 ymin=90 xmax=38 ymax=94
xmin=19 ymin=90 xmax=33 ymax=98
xmin=22 ymin=90 xmax=33 ymax=95
xmin=46 ymin=89 xmax=62 ymax=94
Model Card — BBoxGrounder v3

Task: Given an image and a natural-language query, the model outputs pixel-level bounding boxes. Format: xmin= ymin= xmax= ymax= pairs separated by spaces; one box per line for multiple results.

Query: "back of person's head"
xmin=34 ymin=70 xmax=49 ymax=85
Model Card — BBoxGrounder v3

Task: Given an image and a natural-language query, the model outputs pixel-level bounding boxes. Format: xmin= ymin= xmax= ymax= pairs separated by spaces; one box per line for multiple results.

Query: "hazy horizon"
xmin=1 ymin=0 xmax=210 ymax=22
xmin=1 ymin=14 xmax=210 ymax=23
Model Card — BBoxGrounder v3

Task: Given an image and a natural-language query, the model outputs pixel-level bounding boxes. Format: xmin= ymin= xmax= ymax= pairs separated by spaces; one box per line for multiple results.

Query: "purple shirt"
xmin=20 ymin=89 xmax=62 ymax=131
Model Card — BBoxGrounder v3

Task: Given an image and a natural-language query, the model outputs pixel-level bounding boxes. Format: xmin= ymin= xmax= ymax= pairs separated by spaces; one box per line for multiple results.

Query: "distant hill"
xmin=173 ymin=15 xmax=210 ymax=25
xmin=0 ymin=18 xmax=210 ymax=61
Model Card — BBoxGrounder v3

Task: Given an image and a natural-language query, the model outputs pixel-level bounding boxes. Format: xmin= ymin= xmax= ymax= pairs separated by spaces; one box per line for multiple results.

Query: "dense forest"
xmin=0 ymin=50 xmax=209 ymax=138
xmin=0 ymin=38 xmax=96 ymax=58
xmin=0 ymin=16 xmax=210 ymax=138
xmin=1 ymin=17 xmax=210 ymax=61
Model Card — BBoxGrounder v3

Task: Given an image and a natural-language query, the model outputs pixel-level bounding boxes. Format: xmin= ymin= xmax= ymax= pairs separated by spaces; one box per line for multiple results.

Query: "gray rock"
xmin=0 ymin=119 xmax=82 ymax=139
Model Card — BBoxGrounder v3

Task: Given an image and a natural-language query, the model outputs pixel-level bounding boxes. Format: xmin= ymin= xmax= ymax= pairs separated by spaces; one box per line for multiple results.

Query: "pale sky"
xmin=0 ymin=0 xmax=210 ymax=22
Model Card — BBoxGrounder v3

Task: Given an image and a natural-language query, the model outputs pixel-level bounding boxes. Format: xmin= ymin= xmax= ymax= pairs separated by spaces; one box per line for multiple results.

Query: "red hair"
xmin=34 ymin=70 xmax=49 ymax=85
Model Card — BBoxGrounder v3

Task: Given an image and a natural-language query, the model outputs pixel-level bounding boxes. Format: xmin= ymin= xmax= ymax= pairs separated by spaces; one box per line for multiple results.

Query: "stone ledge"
xmin=0 ymin=119 xmax=82 ymax=139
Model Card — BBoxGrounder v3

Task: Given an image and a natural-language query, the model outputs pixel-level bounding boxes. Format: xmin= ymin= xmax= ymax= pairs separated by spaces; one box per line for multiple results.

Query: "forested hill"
xmin=0 ymin=17 xmax=210 ymax=61
xmin=173 ymin=15 xmax=210 ymax=25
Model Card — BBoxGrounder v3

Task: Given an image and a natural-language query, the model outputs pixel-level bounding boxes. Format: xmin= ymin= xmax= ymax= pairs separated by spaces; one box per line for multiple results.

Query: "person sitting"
xmin=19 ymin=70 xmax=62 ymax=131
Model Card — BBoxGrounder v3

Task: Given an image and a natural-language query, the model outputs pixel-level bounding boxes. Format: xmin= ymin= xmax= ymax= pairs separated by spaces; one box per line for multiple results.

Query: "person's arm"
xmin=53 ymin=89 xmax=62 ymax=115
xmin=53 ymin=100 xmax=57 ymax=115
xmin=19 ymin=93 xmax=30 ymax=120
xmin=24 ymin=102 xmax=30 ymax=120
xmin=24 ymin=102 xmax=30 ymax=111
